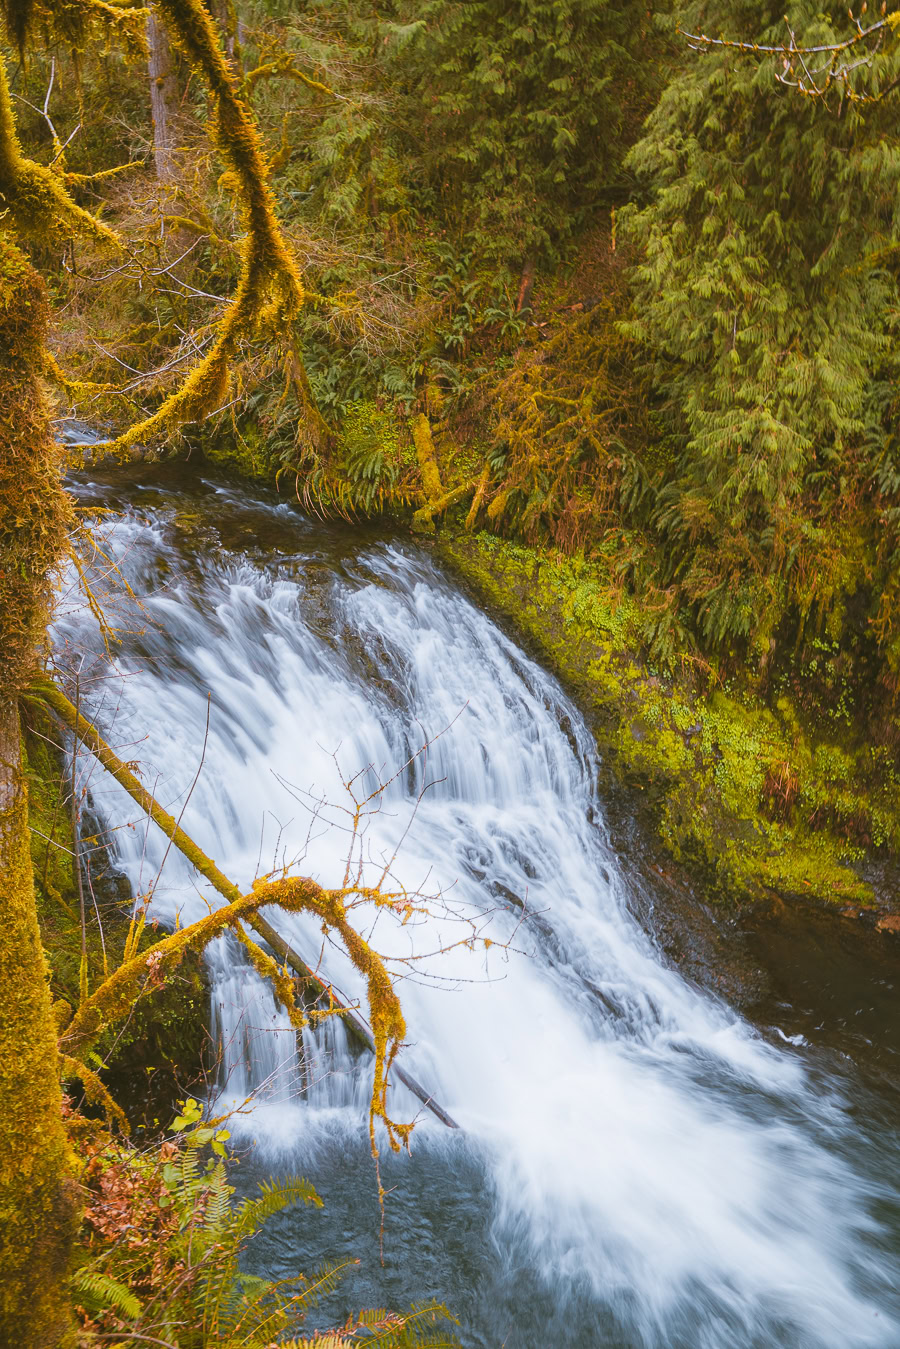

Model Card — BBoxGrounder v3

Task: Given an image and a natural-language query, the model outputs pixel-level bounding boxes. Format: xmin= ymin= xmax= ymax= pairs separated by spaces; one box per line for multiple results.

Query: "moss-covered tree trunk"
xmin=0 ymin=239 xmax=78 ymax=1345
xmin=0 ymin=707 xmax=78 ymax=1345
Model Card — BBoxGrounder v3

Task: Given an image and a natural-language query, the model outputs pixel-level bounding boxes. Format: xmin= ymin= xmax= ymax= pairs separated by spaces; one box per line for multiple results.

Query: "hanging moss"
xmin=0 ymin=52 xmax=121 ymax=247
xmin=0 ymin=239 xmax=74 ymax=707
xmin=37 ymin=683 xmax=417 ymax=1158
xmin=100 ymin=0 xmax=329 ymax=457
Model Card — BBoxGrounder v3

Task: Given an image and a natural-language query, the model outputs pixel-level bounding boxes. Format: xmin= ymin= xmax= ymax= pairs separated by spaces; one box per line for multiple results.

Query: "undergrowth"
xmin=71 ymin=1096 xmax=460 ymax=1348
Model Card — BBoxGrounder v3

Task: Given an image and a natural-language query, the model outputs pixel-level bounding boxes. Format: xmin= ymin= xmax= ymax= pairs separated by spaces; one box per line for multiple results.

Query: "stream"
xmin=55 ymin=464 xmax=900 ymax=1348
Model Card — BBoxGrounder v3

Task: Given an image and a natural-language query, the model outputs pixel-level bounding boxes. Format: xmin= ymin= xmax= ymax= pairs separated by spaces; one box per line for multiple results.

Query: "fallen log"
xmin=33 ymin=681 xmax=460 ymax=1132
xmin=411 ymin=411 xmax=443 ymax=501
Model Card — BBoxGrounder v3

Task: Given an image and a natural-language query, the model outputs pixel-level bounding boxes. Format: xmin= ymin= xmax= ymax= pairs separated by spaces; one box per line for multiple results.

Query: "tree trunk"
xmin=0 ymin=707 xmax=78 ymax=1346
xmin=147 ymin=7 xmax=178 ymax=183
xmin=212 ymin=0 xmax=241 ymax=68
xmin=0 ymin=243 xmax=78 ymax=1344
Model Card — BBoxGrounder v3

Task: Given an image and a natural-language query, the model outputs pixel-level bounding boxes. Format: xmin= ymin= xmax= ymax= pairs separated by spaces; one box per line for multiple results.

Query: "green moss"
xmin=23 ymin=706 xmax=209 ymax=1094
xmin=440 ymin=531 xmax=897 ymax=908
xmin=23 ymin=707 xmax=77 ymax=923
xmin=344 ymin=399 xmax=403 ymax=463
xmin=200 ymin=419 xmax=280 ymax=481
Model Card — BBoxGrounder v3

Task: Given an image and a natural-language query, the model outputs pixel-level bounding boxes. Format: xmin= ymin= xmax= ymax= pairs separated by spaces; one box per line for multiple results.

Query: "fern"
xmin=344 ymin=1300 xmax=460 ymax=1348
xmin=72 ymin=1269 xmax=142 ymax=1321
xmin=235 ymin=1174 xmax=323 ymax=1236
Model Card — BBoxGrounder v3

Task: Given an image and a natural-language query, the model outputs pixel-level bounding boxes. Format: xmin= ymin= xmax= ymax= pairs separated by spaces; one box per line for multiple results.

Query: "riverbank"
xmin=23 ymin=701 xmax=209 ymax=1128
xmin=437 ymin=529 xmax=900 ymax=923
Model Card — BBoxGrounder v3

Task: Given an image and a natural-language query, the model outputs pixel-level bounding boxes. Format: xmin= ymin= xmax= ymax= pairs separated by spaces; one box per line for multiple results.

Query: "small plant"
xmin=72 ymin=1098 xmax=460 ymax=1347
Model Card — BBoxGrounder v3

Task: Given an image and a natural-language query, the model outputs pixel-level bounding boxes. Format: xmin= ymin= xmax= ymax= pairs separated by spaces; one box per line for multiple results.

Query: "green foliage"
xmin=620 ymin=1 xmax=900 ymax=665
xmin=473 ymin=242 xmax=652 ymax=552
xmin=342 ymin=400 xmax=402 ymax=510
xmin=384 ymin=0 xmax=661 ymax=269
xmin=443 ymin=530 xmax=900 ymax=905
xmin=72 ymin=1269 xmax=142 ymax=1322
xmin=74 ymin=1101 xmax=459 ymax=1348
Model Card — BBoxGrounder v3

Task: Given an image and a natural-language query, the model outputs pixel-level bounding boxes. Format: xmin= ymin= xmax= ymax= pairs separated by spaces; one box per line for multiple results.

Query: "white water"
xmin=57 ymin=479 xmax=900 ymax=1347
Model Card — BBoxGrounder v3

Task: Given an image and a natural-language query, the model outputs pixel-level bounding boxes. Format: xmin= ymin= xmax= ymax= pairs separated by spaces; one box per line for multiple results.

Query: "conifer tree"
xmin=389 ymin=0 xmax=658 ymax=271
xmin=621 ymin=1 xmax=900 ymax=654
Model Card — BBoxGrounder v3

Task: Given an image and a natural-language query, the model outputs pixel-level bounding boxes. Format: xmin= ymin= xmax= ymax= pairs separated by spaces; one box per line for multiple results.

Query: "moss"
xmin=38 ymin=682 xmax=416 ymax=1158
xmin=23 ymin=706 xmax=78 ymax=926
xmin=23 ymin=704 xmax=209 ymax=1116
xmin=0 ymin=721 xmax=81 ymax=1349
xmin=0 ymin=49 xmax=122 ymax=250
xmin=0 ymin=241 xmax=80 ymax=1346
xmin=344 ymin=400 xmax=404 ymax=464
xmin=200 ymin=419 xmax=280 ymax=482
xmin=411 ymin=411 xmax=443 ymax=501
xmin=439 ymin=530 xmax=898 ymax=909
xmin=87 ymin=0 xmax=329 ymax=461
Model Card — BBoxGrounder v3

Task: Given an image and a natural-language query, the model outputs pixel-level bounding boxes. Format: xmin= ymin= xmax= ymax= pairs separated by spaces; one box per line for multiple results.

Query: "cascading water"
xmin=56 ymin=468 xmax=900 ymax=1347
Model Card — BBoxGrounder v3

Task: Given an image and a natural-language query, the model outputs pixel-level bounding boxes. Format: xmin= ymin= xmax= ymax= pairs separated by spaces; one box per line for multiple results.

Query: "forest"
xmin=1 ymin=1 xmax=900 ymax=1346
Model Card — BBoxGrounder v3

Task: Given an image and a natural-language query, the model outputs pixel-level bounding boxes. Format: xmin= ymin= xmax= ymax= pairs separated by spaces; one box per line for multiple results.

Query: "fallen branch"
xmin=30 ymin=681 xmax=459 ymax=1132
xmin=251 ymin=912 xmax=458 ymax=1129
xmin=412 ymin=479 xmax=480 ymax=534
xmin=411 ymin=412 xmax=444 ymax=502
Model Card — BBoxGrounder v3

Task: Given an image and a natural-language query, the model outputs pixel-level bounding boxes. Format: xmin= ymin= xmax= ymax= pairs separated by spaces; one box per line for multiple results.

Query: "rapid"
xmin=55 ymin=466 xmax=900 ymax=1348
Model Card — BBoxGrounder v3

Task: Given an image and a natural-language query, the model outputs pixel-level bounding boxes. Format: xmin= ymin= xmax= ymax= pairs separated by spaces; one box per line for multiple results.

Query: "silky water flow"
xmin=55 ymin=471 xmax=900 ymax=1348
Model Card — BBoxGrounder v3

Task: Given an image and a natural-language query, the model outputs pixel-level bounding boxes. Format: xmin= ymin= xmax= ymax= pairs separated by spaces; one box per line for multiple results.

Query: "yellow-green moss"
xmin=38 ymin=682 xmax=416 ymax=1158
xmin=23 ymin=704 xmax=209 ymax=1093
xmin=201 ymin=420 xmax=281 ymax=482
xmin=440 ymin=531 xmax=898 ymax=908
xmin=411 ymin=411 xmax=443 ymax=501
xmin=0 ymin=241 xmax=80 ymax=1346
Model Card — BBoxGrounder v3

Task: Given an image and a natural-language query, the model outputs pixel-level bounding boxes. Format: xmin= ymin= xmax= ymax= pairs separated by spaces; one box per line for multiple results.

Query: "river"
xmin=55 ymin=463 xmax=900 ymax=1348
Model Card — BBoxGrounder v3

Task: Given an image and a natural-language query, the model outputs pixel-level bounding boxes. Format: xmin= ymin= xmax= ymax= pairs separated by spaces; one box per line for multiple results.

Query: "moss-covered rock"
xmin=23 ymin=704 xmax=209 ymax=1124
xmin=439 ymin=531 xmax=900 ymax=911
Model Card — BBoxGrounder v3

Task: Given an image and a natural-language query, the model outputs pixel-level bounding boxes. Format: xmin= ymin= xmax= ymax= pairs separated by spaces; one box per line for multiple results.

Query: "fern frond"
xmin=280 ymin=1337 xmax=353 ymax=1348
xmin=235 ymin=1174 xmax=322 ymax=1237
xmin=72 ymin=1268 xmax=142 ymax=1321
xmin=201 ymin=1161 xmax=233 ymax=1237
xmin=288 ymin=1258 xmax=354 ymax=1311
xmin=354 ymin=1300 xmax=461 ymax=1348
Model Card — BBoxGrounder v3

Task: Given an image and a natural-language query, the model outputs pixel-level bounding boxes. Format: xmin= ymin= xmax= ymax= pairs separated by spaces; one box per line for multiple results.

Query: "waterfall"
xmin=56 ymin=471 xmax=900 ymax=1347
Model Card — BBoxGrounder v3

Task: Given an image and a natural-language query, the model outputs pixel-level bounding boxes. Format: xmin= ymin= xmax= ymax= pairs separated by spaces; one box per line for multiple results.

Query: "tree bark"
xmin=0 ymin=243 xmax=78 ymax=1346
xmin=147 ymin=7 xmax=178 ymax=183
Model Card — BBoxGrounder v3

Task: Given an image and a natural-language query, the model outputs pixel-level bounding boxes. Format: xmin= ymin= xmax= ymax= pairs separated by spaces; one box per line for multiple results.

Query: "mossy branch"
xmin=93 ymin=0 xmax=327 ymax=456
xmin=0 ymin=51 xmax=121 ymax=247
xmin=411 ymin=412 xmax=443 ymax=502
xmin=58 ymin=1054 xmax=128 ymax=1134
xmin=412 ymin=478 xmax=480 ymax=534
xmin=2 ymin=0 xmax=148 ymax=60
xmin=31 ymin=681 xmax=421 ymax=1151
xmin=240 ymin=51 xmax=336 ymax=102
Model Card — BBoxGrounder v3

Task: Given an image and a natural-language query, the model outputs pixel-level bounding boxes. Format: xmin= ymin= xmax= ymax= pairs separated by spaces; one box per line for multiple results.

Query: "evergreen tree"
xmin=621 ymin=1 xmax=900 ymax=658
xmin=389 ymin=0 xmax=659 ymax=272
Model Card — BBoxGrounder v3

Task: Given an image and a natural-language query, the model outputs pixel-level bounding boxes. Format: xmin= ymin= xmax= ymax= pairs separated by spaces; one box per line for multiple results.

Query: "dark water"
xmin=58 ymin=464 xmax=900 ymax=1348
